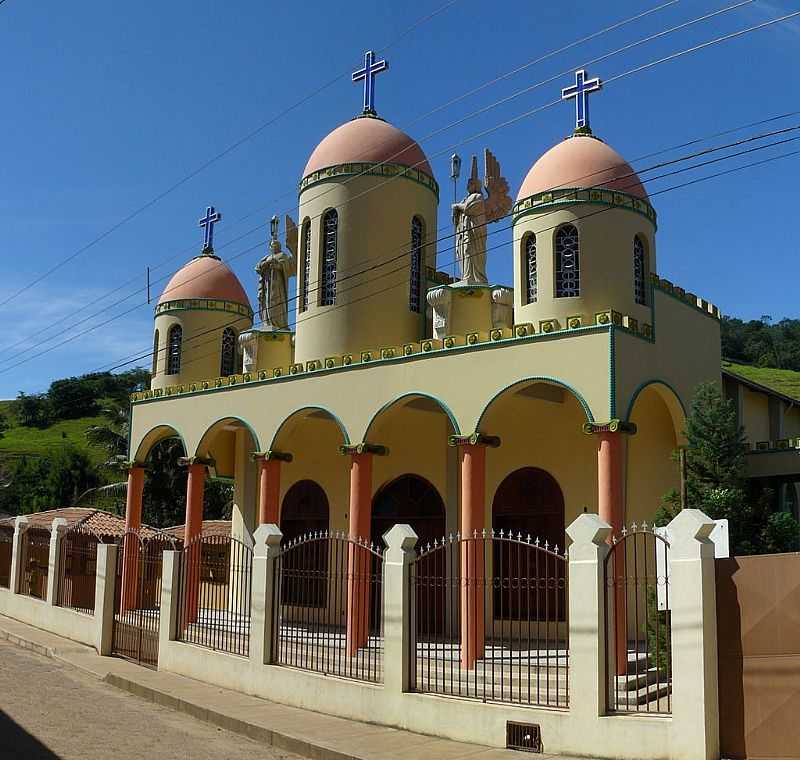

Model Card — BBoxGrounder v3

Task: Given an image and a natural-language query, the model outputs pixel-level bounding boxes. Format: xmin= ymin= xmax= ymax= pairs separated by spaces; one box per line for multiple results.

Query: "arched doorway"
xmin=371 ymin=474 xmax=446 ymax=549
xmin=280 ymin=480 xmax=329 ymax=607
xmin=492 ymin=467 xmax=566 ymax=620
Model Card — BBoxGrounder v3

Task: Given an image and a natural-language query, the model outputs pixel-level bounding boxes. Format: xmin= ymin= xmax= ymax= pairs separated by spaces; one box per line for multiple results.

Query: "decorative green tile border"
xmin=299 ymin=161 xmax=439 ymax=199
xmin=155 ymin=298 xmax=254 ymax=319
xmin=512 ymin=186 xmax=657 ymax=227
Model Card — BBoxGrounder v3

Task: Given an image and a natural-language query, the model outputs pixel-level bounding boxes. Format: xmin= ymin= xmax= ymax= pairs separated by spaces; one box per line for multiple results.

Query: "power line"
xmin=0 ymin=0 xmax=465 ymax=311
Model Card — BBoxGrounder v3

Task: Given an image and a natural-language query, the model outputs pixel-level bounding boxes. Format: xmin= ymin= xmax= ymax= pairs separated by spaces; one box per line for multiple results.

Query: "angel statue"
xmin=452 ymin=149 xmax=513 ymax=285
xmin=256 ymin=215 xmax=297 ymax=330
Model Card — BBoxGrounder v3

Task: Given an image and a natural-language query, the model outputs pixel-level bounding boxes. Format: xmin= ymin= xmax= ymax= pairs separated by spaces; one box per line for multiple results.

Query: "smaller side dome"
xmin=303 ymin=115 xmax=433 ymax=180
xmin=517 ymin=134 xmax=647 ymax=202
xmin=158 ymin=254 xmax=251 ymax=309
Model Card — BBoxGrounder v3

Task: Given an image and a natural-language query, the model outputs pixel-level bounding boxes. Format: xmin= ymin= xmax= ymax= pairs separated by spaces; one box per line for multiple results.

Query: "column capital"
xmin=582 ymin=419 xmax=637 ymax=436
xmin=119 ymin=461 xmax=147 ymax=471
xmin=339 ymin=442 xmax=389 ymax=456
xmin=177 ymin=456 xmax=216 ymax=468
xmin=251 ymin=449 xmax=293 ymax=463
xmin=448 ymin=432 xmax=501 ymax=448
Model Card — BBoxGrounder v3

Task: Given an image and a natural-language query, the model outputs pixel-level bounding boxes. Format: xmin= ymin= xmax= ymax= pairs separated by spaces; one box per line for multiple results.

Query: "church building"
xmin=126 ymin=60 xmax=724 ymax=557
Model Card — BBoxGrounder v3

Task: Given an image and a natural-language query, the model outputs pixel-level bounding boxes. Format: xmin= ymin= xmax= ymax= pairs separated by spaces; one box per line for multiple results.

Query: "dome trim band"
xmin=299 ymin=161 xmax=440 ymax=200
xmin=155 ymin=298 xmax=254 ymax=319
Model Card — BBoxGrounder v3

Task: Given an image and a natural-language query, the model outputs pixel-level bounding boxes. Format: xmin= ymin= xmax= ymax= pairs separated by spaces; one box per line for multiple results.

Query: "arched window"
xmin=320 ymin=209 xmax=338 ymax=306
xmin=524 ymin=233 xmax=537 ymax=304
xmin=555 ymin=224 xmax=580 ymax=298
xmin=220 ymin=327 xmax=237 ymax=377
xmin=151 ymin=329 xmax=159 ymax=377
xmin=634 ymin=235 xmax=647 ymax=305
xmin=166 ymin=324 xmax=182 ymax=375
xmin=300 ymin=218 xmax=311 ymax=313
xmin=409 ymin=216 xmax=424 ymax=313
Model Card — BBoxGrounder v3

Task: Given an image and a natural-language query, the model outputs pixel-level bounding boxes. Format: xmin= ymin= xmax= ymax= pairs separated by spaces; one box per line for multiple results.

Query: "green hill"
xmin=0 ymin=412 xmax=109 ymax=466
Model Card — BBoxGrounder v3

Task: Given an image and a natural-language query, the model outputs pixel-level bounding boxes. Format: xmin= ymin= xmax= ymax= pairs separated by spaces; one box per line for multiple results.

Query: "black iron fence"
xmin=0 ymin=526 xmax=13 ymax=589
xmin=19 ymin=527 xmax=51 ymax=599
xmin=409 ymin=530 xmax=569 ymax=708
xmin=604 ymin=523 xmax=672 ymax=714
xmin=272 ymin=532 xmax=384 ymax=683
xmin=176 ymin=534 xmax=253 ymax=657
xmin=57 ymin=525 xmax=100 ymax=615
xmin=112 ymin=530 xmax=178 ymax=668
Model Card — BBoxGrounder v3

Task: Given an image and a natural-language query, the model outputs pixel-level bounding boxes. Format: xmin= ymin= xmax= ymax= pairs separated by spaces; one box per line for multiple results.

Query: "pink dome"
xmin=158 ymin=255 xmax=251 ymax=308
xmin=517 ymin=135 xmax=648 ymax=202
xmin=303 ymin=116 xmax=433 ymax=179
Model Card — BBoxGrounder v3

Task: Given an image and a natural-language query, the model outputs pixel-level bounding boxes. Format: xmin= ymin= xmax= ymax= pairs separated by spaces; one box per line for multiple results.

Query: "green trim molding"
xmin=300 ymin=161 xmax=440 ymax=200
xmin=512 ymin=186 xmax=657 ymax=227
xmin=155 ymin=298 xmax=254 ymax=320
xmin=582 ymin=420 xmax=637 ymax=435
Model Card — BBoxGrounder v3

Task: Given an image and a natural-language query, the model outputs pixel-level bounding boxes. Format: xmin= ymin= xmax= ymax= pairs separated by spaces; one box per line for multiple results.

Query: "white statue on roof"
xmin=452 ymin=149 xmax=513 ymax=285
xmin=256 ymin=215 xmax=297 ymax=330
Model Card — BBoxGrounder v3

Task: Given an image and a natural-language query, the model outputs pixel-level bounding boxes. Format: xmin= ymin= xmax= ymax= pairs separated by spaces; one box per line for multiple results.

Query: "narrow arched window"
xmin=555 ymin=224 xmax=580 ymax=298
xmin=634 ymin=235 xmax=647 ymax=305
xmin=166 ymin=324 xmax=182 ymax=375
xmin=320 ymin=209 xmax=338 ymax=306
xmin=409 ymin=216 xmax=424 ymax=313
xmin=151 ymin=329 xmax=159 ymax=377
xmin=300 ymin=218 xmax=312 ymax=313
xmin=220 ymin=327 xmax=236 ymax=377
xmin=524 ymin=234 xmax=537 ymax=304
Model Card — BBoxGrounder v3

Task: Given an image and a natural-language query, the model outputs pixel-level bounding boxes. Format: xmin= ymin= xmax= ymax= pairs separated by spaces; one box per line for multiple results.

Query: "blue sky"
xmin=0 ymin=0 xmax=798 ymax=398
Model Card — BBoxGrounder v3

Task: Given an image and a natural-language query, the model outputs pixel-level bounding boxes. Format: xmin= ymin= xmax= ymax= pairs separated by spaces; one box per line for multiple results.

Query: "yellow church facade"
xmin=125 ymin=72 xmax=723 ymax=554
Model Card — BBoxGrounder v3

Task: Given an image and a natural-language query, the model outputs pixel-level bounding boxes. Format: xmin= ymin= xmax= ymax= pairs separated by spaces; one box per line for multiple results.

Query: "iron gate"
xmin=111 ymin=529 xmax=178 ymax=668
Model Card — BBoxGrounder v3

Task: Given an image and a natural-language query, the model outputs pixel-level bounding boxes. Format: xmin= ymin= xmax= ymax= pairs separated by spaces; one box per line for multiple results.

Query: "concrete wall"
xmin=0 ymin=586 xmax=96 ymax=647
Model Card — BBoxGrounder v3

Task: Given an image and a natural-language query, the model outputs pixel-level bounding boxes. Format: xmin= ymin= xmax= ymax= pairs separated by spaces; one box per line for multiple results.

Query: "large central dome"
xmin=303 ymin=115 xmax=433 ymax=179
xmin=517 ymin=134 xmax=648 ymax=202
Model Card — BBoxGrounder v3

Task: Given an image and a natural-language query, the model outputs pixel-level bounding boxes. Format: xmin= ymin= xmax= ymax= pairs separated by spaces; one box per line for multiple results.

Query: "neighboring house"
xmin=723 ymin=363 xmax=800 ymax=519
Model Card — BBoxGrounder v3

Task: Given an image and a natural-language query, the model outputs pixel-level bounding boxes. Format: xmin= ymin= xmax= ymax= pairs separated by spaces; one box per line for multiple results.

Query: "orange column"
xmin=346 ymin=452 xmax=373 ymax=657
xmin=121 ymin=466 xmax=145 ymax=613
xmin=183 ymin=463 xmax=206 ymax=624
xmin=460 ymin=443 xmax=486 ymax=670
xmin=597 ymin=430 xmax=628 ymax=675
xmin=258 ymin=458 xmax=281 ymax=525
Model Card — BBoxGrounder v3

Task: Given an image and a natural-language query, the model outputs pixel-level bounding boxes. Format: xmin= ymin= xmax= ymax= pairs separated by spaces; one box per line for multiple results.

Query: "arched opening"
xmin=555 ymin=223 xmax=580 ymax=298
xmin=523 ymin=233 xmax=537 ymax=304
xmin=492 ymin=467 xmax=567 ymax=620
xmin=219 ymin=327 xmax=237 ymax=377
xmin=280 ymin=480 xmax=330 ymax=607
xmin=320 ymin=208 xmax=338 ymax=306
xmin=371 ymin=474 xmax=446 ymax=548
xmin=300 ymin=217 xmax=311 ymax=313
xmin=167 ymin=324 xmax=182 ymax=375
xmin=409 ymin=216 xmax=424 ymax=313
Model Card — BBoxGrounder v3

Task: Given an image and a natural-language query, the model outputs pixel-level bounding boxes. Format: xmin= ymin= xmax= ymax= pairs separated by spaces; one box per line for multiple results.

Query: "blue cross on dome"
xmin=198 ymin=205 xmax=222 ymax=253
xmin=561 ymin=69 xmax=602 ymax=133
xmin=352 ymin=50 xmax=388 ymax=115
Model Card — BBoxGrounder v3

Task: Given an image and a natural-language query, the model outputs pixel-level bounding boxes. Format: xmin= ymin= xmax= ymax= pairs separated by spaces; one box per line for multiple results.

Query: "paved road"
xmin=0 ymin=640 xmax=306 ymax=760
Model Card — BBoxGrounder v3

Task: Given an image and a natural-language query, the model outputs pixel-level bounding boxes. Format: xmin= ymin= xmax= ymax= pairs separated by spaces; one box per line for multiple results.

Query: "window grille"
xmin=167 ymin=325 xmax=182 ymax=375
xmin=321 ymin=209 xmax=338 ymax=306
xmin=220 ymin=327 xmax=237 ymax=377
xmin=555 ymin=224 xmax=580 ymax=298
xmin=151 ymin=329 xmax=159 ymax=377
xmin=410 ymin=216 xmax=423 ymax=313
xmin=634 ymin=235 xmax=647 ymax=305
xmin=300 ymin=219 xmax=311 ymax=312
xmin=524 ymin=234 xmax=537 ymax=304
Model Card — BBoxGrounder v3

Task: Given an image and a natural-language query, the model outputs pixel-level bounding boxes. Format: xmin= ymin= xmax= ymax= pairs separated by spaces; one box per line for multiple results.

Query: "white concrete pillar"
xmin=667 ymin=509 xmax=720 ymax=760
xmin=46 ymin=518 xmax=68 ymax=605
xmin=9 ymin=516 xmax=28 ymax=595
xmin=94 ymin=543 xmax=118 ymax=655
xmin=566 ymin=513 xmax=612 ymax=720
xmin=250 ymin=523 xmax=282 ymax=666
xmin=159 ymin=550 xmax=182 ymax=659
xmin=382 ymin=524 xmax=418 ymax=694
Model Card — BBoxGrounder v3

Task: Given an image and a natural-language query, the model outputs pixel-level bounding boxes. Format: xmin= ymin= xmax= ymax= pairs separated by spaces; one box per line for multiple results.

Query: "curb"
xmin=0 ymin=626 xmax=56 ymax=659
xmin=104 ymin=672 xmax=360 ymax=760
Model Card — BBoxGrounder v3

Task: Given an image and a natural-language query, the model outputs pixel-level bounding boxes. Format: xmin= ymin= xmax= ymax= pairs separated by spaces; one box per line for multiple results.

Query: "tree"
xmin=13 ymin=392 xmax=50 ymax=428
xmin=657 ymin=382 xmax=799 ymax=554
xmin=85 ymin=399 xmax=129 ymax=468
xmin=0 ymin=414 xmax=7 ymax=439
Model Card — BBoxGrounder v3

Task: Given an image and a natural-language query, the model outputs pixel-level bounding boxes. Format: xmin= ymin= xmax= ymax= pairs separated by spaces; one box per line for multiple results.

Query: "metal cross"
xmin=352 ymin=50 xmax=388 ymax=114
xmin=198 ymin=205 xmax=222 ymax=252
xmin=561 ymin=69 xmax=602 ymax=131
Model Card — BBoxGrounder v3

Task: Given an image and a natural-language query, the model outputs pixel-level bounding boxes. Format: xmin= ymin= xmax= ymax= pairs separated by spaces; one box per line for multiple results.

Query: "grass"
xmin=723 ymin=361 xmax=800 ymax=402
xmin=0 ymin=414 xmax=109 ymax=466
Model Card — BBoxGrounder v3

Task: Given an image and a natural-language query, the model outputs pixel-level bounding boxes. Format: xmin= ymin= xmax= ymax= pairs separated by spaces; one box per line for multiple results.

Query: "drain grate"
xmin=506 ymin=721 xmax=542 ymax=753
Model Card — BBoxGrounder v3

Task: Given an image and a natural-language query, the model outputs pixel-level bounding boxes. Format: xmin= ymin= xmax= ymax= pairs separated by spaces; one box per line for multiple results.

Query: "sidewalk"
xmin=0 ymin=614 xmax=585 ymax=760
